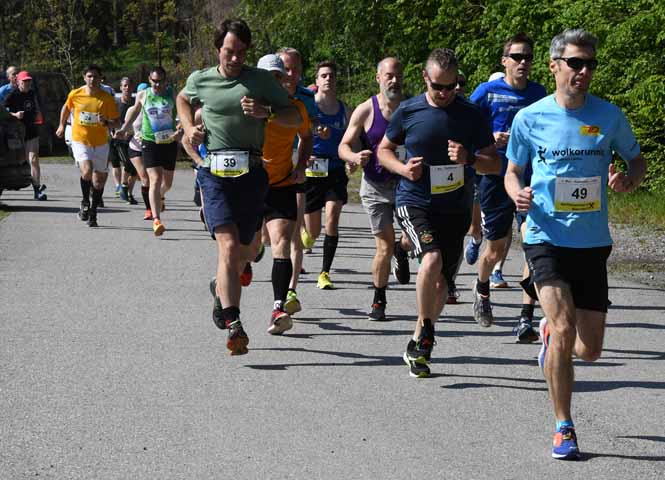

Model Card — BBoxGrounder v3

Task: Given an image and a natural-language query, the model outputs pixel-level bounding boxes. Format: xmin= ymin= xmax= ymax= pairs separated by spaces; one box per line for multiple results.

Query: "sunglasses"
xmin=427 ymin=76 xmax=457 ymax=91
xmin=506 ymin=53 xmax=534 ymax=63
xmin=554 ymin=57 xmax=598 ymax=71
xmin=149 ymin=77 xmax=165 ymax=84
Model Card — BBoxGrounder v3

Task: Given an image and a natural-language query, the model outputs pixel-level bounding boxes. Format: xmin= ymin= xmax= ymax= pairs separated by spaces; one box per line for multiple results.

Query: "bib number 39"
xmin=209 ymin=151 xmax=250 ymax=178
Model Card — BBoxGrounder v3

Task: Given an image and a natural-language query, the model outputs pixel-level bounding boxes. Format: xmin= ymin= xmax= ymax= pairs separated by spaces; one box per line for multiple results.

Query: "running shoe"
xmin=368 ymin=302 xmax=386 ymax=321
xmin=87 ymin=212 xmax=98 ymax=228
xmin=226 ymin=319 xmax=249 ymax=355
xmin=153 ymin=219 xmax=165 ymax=236
xmin=115 ymin=184 xmax=122 ymax=197
xmin=552 ymin=426 xmax=581 ymax=460
xmin=119 ymin=184 xmax=129 ymax=201
xmin=446 ymin=282 xmax=460 ymax=305
xmin=301 ymin=228 xmax=316 ymax=249
xmin=34 ymin=184 xmax=47 ymax=201
xmin=77 ymin=201 xmax=90 ymax=221
xmin=268 ymin=308 xmax=293 ymax=335
xmin=403 ymin=319 xmax=436 ymax=378
xmin=392 ymin=242 xmax=410 ymax=285
xmin=304 ymin=248 xmax=313 ymax=254
xmin=464 ymin=237 xmax=481 ymax=265
xmin=538 ymin=317 xmax=550 ymax=371
xmin=209 ymin=278 xmax=225 ymax=330
xmin=143 ymin=209 xmax=153 ymax=220
xmin=127 ymin=194 xmax=138 ymax=205
xmin=254 ymin=243 xmax=266 ymax=263
xmin=317 ymin=271 xmax=334 ymax=290
xmin=284 ymin=290 xmax=302 ymax=315
xmin=472 ymin=281 xmax=494 ymax=327
xmin=240 ymin=263 xmax=253 ymax=287
xmin=490 ymin=270 xmax=509 ymax=288
xmin=513 ymin=318 xmax=539 ymax=344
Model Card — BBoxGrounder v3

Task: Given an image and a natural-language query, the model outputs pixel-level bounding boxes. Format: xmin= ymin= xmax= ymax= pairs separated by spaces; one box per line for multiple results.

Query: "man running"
xmin=117 ymin=66 xmax=179 ymax=236
xmin=470 ymin=33 xmax=547 ymax=328
xmin=177 ymin=19 xmax=299 ymax=355
xmin=505 ymin=29 xmax=646 ymax=459
xmin=56 ymin=64 xmax=120 ymax=227
xmin=338 ymin=56 xmax=410 ymax=321
xmin=378 ymin=48 xmax=500 ymax=378
xmin=0 ymin=66 xmax=18 ymax=103
xmin=301 ymin=61 xmax=350 ymax=290
xmin=3 ymin=71 xmax=47 ymax=200
xmin=111 ymin=77 xmax=139 ymax=204
xmin=257 ymin=53 xmax=313 ymax=334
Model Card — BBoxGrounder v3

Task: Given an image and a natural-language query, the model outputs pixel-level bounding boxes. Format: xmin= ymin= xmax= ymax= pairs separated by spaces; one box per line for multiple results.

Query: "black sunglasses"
xmin=507 ymin=53 xmax=534 ymax=63
xmin=427 ymin=76 xmax=457 ymax=91
xmin=149 ymin=77 xmax=165 ymax=83
xmin=554 ymin=57 xmax=598 ymax=71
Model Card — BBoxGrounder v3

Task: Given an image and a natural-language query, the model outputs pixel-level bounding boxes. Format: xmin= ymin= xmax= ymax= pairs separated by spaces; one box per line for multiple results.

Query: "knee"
xmin=420 ymin=251 xmax=443 ymax=275
xmin=550 ymin=322 xmax=577 ymax=353
xmin=272 ymin=238 xmax=291 ymax=258
xmin=577 ymin=348 xmax=602 ymax=362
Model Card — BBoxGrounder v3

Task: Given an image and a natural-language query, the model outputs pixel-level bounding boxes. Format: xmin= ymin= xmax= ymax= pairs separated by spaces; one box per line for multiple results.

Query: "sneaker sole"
xmin=284 ymin=300 xmax=302 ymax=315
xmin=516 ymin=330 xmax=540 ymax=344
xmin=402 ymin=352 xmax=430 ymax=378
xmin=490 ymin=282 xmax=509 ymax=288
xmin=227 ymin=336 xmax=249 ymax=355
xmin=552 ymin=448 xmax=581 ymax=460
xmin=268 ymin=316 xmax=293 ymax=335
xmin=153 ymin=224 xmax=165 ymax=236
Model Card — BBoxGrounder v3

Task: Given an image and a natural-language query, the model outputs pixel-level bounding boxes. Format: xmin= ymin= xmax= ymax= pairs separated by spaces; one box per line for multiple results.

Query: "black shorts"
xmin=265 ymin=184 xmax=298 ymax=222
xmin=304 ymin=167 xmax=348 ymax=213
xmin=396 ymin=205 xmax=470 ymax=282
xmin=109 ymin=140 xmax=137 ymax=176
xmin=481 ymin=204 xmax=515 ymax=240
xmin=142 ymin=141 xmax=177 ymax=171
xmin=197 ymin=166 xmax=268 ymax=245
xmin=523 ymin=242 xmax=612 ymax=312
xmin=128 ymin=147 xmax=142 ymax=159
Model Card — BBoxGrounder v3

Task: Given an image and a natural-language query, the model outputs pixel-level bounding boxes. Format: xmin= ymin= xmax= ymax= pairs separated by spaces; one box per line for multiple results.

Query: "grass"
xmin=607 ymin=189 xmax=665 ymax=229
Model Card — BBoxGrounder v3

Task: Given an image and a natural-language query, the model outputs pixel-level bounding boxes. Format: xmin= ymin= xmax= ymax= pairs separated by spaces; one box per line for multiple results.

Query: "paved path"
xmin=1 ymin=164 xmax=664 ymax=479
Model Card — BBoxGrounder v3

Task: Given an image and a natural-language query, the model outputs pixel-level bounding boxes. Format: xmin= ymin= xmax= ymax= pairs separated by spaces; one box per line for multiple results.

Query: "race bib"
xmin=154 ymin=129 xmax=174 ymax=144
xmin=430 ymin=164 xmax=464 ymax=194
xmin=306 ymin=157 xmax=329 ymax=178
xmin=396 ymin=145 xmax=407 ymax=162
xmin=209 ymin=150 xmax=249 ymax=178
xmin=554 ymin=176 xmax=601 ymax=212
xmin=79 ymin=111 xmax=100 ymax=126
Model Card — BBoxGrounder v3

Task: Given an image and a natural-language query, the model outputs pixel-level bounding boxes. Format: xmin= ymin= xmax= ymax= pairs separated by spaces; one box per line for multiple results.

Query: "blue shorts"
xmin=515 ymin=211 xmax=528 ymax=233
xmin=481 ymin=205 xmax=515 ymax=240
xmin=197 ymin=167 xmax=268 ymax=245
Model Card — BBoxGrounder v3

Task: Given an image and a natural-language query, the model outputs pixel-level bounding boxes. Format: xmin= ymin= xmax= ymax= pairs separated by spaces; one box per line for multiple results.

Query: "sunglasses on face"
xmin=554 ymin=57 xmax=598 ymax=71
xmin=506 ymin=53 xmax=534 ymax=63
xmin=427 ymin=77 xmax=457 ymax=91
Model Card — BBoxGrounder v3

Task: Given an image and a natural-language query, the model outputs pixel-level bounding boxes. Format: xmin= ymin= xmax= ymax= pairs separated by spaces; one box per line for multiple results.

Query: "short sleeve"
xmin=610 ymin=108 xmax=640 ymax=162
xmin=183 ymin=70 xmax=201 ymax=104
xmin=65 ymin=90 xmax=75 ymax=111
xmin=103 ymin=94 xmax=120 ymax=120
xmin=471 ymin=107 xmax=494 ymax=151
xmin=469 ymin=83 xmax=489 ymax=114
xmin=261 ymin=72 xmax=290 ymax=110
xmin=506 ymin=110 xmax=530 ymax=168
xmin=385 ymin=105 xmax=405 ymax=145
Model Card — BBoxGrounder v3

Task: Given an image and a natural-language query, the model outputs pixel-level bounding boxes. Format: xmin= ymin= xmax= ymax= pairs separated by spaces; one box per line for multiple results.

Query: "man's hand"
xmin=55 ymin=125 xmax=65 ymax=138
xmin=608 ymin=163 xmax=636 ymax=193
xmin=13 ymin=111 xmax=25 ymax=120
xmin=493 ymin=131 xmax=510 ymax=147
xmin=400 ymin=157 xmax=423 ymax=181
xmin=240 ymin=96 xmax=270 ymax=118
xmin=186 ymin=124 xmax=205 ymax=146
xmin=448 ymin=140 xmax=469 ymax=164
xmin=292 ymin=165 xmax=306 ymax=184
xmin=514 ymin=186 xmax=533 ymax=212
xmin=355 ymin=149 xmax=372 ymax=167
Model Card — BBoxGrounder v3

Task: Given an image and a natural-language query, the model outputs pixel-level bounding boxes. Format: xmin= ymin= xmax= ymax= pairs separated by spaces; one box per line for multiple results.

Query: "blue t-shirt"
xmin=385 ymin=94 xmax=494 ymax=213
xmin=0 ymin=83 xmax=14 ymax=104
xmin=507 ymin=94 xmax=640 ymax=248
xmin=293 ymin=85 xmax=315 ymax=151
xmin=312 ymin=100 xmax=346 ymax=170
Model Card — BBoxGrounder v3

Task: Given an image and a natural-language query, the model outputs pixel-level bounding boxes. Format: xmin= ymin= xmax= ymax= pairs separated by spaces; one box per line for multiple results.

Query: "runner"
xmin=55 ymin=64 xmax=120 ymax=227
xmin=505 ymin=29 xmax=646 ymax=459
xmin=257 ymin=53 xmax=313 ymax=334
xmin=3 ymin=70 xmax=48 ymax=200
xmin=338 ymin=56 xmax=411 ymax=321
xmin=277 ymin=47 xmax=317 ymax=315
xmin=176 ymin=19 xmax=299 ymax=354
xmin=301 ymin=61 xmax=350 ymax=290
xmin=117 ymin=66 xmax=179 ymax=236
xmin=110 ymin=77 xmax=138 ymax=204
xmin=125 ymin=83 xmax=153 ymax=219
xmin=0 ymin=66 xmax=18 ymax=103
xmin=470 ymin=33 xmax=546 ymax=327
xmin=378 ymin=48 xmax=500 ymax=377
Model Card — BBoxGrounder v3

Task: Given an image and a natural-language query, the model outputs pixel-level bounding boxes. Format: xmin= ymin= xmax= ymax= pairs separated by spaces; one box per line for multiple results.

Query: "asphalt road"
xmin=1 ymin=164 xmax=664 ymax=479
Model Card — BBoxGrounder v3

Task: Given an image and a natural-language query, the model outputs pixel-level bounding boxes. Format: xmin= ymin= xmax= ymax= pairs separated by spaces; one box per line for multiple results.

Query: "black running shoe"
xmin=87 ymin=213 xmax=98 ymax=228
xmin=226 ymin=319 xmax=249 ymax=355
xmin=513 ymin=318 xmax=539 ymax=344
xmin=368 ymin=302 xmax=386 ymax=321
xmin=392 ymin=241 xmax=410 ymax=285
xmin=403 ymin=319 xmax=436 ymax=378
xmin=209 ymin=277 xmax=225 ymax=330
xmin=78 ymin=201 xmax=90 ymax=221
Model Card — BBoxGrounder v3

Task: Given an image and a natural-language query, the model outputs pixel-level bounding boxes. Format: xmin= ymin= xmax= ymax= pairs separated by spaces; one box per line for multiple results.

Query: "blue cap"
xmin=137 ymin=82 xmax=149 ymax=92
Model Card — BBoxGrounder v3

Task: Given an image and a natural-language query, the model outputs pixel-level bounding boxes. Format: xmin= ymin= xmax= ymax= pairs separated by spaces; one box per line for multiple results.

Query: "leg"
xmin=147 ymin=167 xmax=163 ymax=219
xmin=304 ymin=209 xmax=322 ymax=241
xmin=373 ymin=225 xmax=395 ymax=289
xmin=289 ymin=191 xmax=306 ymax=290
xmin=478 ymin=236 xmax=508 ymax=284
xmin=573 ymin=309 xmax=606 ymax=362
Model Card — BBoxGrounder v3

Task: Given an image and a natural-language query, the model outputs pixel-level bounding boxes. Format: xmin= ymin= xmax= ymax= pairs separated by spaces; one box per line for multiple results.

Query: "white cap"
xmin=257 ymin=54 xmax=285 ymax=74
xmin=488 ymin=72 xmax=505 ymax=82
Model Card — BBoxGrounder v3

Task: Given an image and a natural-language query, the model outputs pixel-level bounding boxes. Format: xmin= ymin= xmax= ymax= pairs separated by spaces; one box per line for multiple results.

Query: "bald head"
xmin=6 ymin=66 xmax=18 ymax=86
xmin=377 ymin=57 xmax=402 ymax=75
xmin=376 ymin=57 xmax=403 ymax=101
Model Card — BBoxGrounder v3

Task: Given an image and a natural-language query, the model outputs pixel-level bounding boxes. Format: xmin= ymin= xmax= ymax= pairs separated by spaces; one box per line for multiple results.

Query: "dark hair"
xmin=502 ymin=33 xmax=534 ymax=56
xmin=425 ymin=48 xmax=458 ymax=72
xmin=316 ymin=60 xmax=337 ymax=77
xmin=83 ymin=64 xmax=102 ymax=76
xmin=150 ymin=66 xmax=167 ymax=79
xmin=214 ymin=19 xmax=252 ymax=50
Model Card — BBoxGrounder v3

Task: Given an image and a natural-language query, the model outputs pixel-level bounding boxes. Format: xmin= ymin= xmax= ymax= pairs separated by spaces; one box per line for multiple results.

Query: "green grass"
xmin=608 ymin=189 xmax=665 ymax=229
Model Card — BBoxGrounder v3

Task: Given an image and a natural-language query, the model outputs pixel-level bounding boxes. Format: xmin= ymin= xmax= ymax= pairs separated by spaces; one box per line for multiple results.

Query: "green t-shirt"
xmin=183 ymin=65 xmax=290 ymax=167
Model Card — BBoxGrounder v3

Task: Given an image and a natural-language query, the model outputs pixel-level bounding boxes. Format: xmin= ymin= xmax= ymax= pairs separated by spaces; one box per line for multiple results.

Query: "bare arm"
xmin=377 ymin=135 xmax=423 ymax=181
xmin=338 ymin=100 xmax=372 ymax=167
xmin=55 ymin=103 xmax=70 ymax=138
xmin=609 ymin=154 xmax=647 ymax=193
xmin=118 ymin=91 xmax=144 ymax=133
xmin=505 ymin=161 xmax=533 ymax=212
xmin=177 ymin=89 xmax=205 ymax=146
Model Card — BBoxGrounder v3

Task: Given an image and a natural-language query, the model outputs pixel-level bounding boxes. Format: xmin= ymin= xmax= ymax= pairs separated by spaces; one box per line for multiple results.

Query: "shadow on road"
xmin=581 ymin=451 xmax=665 ymax=462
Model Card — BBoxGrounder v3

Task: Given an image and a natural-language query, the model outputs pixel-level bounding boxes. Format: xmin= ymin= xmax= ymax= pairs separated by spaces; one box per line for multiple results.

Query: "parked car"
xmin=0 ymin=71 xmax=71 ymax=155
xmin=0 ymin=115 xmax=32 ymax=196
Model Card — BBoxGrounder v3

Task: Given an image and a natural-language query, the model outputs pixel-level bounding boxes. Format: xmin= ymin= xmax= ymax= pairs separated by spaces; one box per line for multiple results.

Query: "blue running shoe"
xmin=552 ymin=426 xmax=581 ymax=460
xmin=465 ymin=238 xmax=481 ymax=265
xmin=538 ymin=317 xmax=550 ymax=371
xmin=489 ymin=270 xmax=508 ymax=288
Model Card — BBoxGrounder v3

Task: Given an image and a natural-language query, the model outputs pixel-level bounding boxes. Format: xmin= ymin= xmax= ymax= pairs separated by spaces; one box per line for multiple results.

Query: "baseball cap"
xmin=17 ymin=71 xmax=32 ymax=81
xmin=137 ymin=82 xmax=149 ymax=92
xmin=257 ymin=54 xmax=285 ymax=74
xmin=488 ymin=72 xmax=505 ymax=82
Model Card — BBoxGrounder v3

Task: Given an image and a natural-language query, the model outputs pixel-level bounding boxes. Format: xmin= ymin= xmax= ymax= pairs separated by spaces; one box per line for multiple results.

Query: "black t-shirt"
xmin=386 ymin=94 xmax=494 ymax=213
xmin=3 ymin=89 xmax=40 ymax=140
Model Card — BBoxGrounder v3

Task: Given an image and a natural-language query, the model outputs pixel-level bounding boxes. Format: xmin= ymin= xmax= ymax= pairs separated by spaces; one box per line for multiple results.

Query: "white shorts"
xmin=71 ymin=141 xmax=110 ymax=172
xmin=25 ymin=137 xmax=40 ymax=155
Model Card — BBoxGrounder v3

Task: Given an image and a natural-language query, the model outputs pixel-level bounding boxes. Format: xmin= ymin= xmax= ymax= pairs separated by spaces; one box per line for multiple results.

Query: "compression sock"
xmin=271 ymin=258 xmax=293 ymax=304
xmin=141 ymin=185 xmax=151 ymax=210
xmin=476 ymin=278 xmax=490 ymax=296
xmin=521 ymin=303 xmax=535 ymax=322
xmin=322 ymin=234 xmax=339 ymax=273
xmin=80 ymin=177 xmax=92 ymax=202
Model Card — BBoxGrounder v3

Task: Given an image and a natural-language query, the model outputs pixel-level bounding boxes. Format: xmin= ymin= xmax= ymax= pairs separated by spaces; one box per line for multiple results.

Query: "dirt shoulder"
xmin=607 ymin=223 xmax=665 ymax=289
